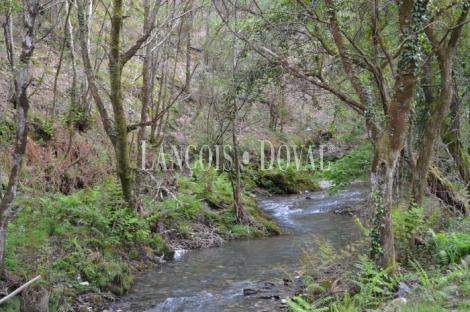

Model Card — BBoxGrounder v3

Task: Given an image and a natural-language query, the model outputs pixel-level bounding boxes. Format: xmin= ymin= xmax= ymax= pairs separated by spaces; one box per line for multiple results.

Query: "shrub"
xmin=318 ymin=145 xmax=372 ymax=194
xmin=430 ymin=229 xmax=470 ymax=264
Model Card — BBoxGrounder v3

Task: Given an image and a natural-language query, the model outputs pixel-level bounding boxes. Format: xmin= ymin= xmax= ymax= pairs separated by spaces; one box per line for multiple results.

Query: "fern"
xmin=410 ymin=259 xmax=431 ymax=287
xmin=430 ymin=229 xmax=470 ymax=264
xmin=288 ymin=295 xmax=331 ymax=312
xmin=392 ymin=201 xmax=425 ymax=259
xmin=330 ymin=292 xmax=360 ymax=312
xmin=352 ymin=255 xmax=397 ymax=308
xmin=317 ymin=145 xmax=372 ymax=194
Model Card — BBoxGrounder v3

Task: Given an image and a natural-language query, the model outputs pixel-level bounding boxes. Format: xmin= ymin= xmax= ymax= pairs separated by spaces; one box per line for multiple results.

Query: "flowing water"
xmin=109 ymin=183 xmax=369 ymax=312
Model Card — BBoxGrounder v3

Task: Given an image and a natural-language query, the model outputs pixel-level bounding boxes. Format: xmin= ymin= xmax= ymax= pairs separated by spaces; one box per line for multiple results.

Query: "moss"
xmin=149 ymin=234 xmax=174 ymax=260
xmin=129 ymin=248 xmax=139 ymax=260
xmin=259 ymin=171 xmax=321 ymax=194
xmin=3 ymin=155 xmax=299 ymax=309
xmin=0 ymin=297 xmax=21 ymax=312
xmin=244 ymin=197 xmax=282 ymax=235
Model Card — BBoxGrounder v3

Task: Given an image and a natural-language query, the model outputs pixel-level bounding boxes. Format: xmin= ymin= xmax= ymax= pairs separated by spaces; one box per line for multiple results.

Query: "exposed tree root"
xmin=427 ymin=166 xmax=468 ymax=215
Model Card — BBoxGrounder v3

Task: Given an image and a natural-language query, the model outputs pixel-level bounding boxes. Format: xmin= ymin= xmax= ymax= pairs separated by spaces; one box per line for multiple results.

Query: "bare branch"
xmin=262 ymin=47 xmax=365 ymax=114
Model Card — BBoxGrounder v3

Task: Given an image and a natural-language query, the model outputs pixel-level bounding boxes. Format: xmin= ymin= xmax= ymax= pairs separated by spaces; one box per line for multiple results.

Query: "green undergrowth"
xmin=391 ymin=216 xmax=470 ymax=311
xmin=242 ymin=160 xmax=322 ymax=195
xmin=4 ymin=180 xmax=171 ymax=310
xmin=287 ymin=205 xmax=470 ymax=312
xmin=174 ymin=165 xmax=281 ymax=237
xmin=2 ymin=151 xmax=326 ymax=310
xmin=317 ymin=145 xmax=372 ymax=194
xmin=3 ymin=165 xmax=282 ymax=310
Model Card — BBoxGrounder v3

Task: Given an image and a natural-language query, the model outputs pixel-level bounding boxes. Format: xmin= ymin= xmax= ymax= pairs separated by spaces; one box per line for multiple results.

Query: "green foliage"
xmin=288 ymin=295 xmax=331 ymax=312
xmin=352 ymin=255 xmax=397 ymax=308
xmin=401 ymin=260 xmax=470 ymax=311
xmin=318 ymin=145 xmax=372 ymax=194
xmin=177 ymin=164 xmax=233 ymax=205
xmin=288 ymin=235 xmax=364 ymax=311
xmin=0 ymin=122 xmax=15 ymax=143
xmin=0 ymin=0 xmax=21 ymax=12
xmin=329 ymin=292 xmax=360 ymax=312
xmin=398 ymin=0 xmax=426 ymax=76
xmin=393 ymin=201 xmax=425 ymax=257
xmin=430 ymin=229 xmax=470 ymax=264
xmin=6 ymin=180 xmax=170 ymax=299
xmin=0 ymin=297 xmax=20 ymax=312
xmin=243 ymin=197 xmax=282 ymax=235
xmin=299 ymin=235 xmax=337 ymax=278
xmin=255 ymin=159 xmax=321 ymax=194
xmin=112 ymin=207 xmax=150 ymax=241
xmin=148 ymin=234 xmax=172 ymax=257
xmin=164 ymin=162 xmax=279 ymax=238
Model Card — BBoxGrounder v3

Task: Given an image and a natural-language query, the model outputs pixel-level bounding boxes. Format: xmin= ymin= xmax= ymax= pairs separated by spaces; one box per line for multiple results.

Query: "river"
xmin=109 ymin=183 xmax=369 ymax=312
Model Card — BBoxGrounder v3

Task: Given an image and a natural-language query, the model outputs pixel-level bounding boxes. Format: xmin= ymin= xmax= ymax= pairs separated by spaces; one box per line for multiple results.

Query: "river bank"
xmin=107 ymin=184 xmax=370 ymax=311
xmin=105 ymin=178 xmax=470 ymax=312
xmin=0 ymin=158 xmax=325 ymax=311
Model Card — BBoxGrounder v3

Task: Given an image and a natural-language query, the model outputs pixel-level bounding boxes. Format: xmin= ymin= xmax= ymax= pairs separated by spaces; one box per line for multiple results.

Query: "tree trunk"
xmin=231 ymin=118 xmax=246 ymax=221
xmin=77 ymin=0 xmax=159 ymax=205
xmin=412 ymin=56 xmax=454 ymax=205
xmin=135 ymin=0 xmax=156 ymax=202
xmin=427 ymin=166 xmax=467 ymax=214
xmin=439 ymin=85 xmax=470 ymax=199
xmin=411 ymin=1 xmax=468 ymax=204
xmin=183 ymin=0 xmax=193 ymax=93
xmin=0 ymin=0 xmax=39 ymax=278
xmin=369 ymin=0 xmax=426 ymax=269
xmin=76 ymin=0 xmax=115 ymax=139
xmin=442 ymin=121 xmax=470 ymax=196
xmin=109 ymin=0 xmax=133 ymax=204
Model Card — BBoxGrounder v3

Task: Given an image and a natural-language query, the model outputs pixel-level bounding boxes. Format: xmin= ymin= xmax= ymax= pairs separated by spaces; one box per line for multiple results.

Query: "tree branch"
xmin=447 ymin=8 xmax=470 ymax=49
xmin=262 ymin=47 xmax=365 ymax=114
xmin=324 ymin=0 xmax=368 ymax=107
xmin=120 ymin=0 xmax=162 ymax=66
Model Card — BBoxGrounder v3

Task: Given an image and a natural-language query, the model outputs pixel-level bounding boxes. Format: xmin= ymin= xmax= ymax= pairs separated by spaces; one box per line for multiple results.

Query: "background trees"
xmin=1 ymin=0 xmax=470 ymax=306
xmin=214 ymin=0 xmax=470 ymax=268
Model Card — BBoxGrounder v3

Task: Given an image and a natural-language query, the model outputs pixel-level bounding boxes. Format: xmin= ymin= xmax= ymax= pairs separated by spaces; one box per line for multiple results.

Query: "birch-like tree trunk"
xmin=0 ymin=0 xmax=39 ymax=278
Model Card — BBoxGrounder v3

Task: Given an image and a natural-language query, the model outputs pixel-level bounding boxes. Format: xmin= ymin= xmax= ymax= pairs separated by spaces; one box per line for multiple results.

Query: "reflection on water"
xmin=110 ymin=184 xmax=369 ymax=312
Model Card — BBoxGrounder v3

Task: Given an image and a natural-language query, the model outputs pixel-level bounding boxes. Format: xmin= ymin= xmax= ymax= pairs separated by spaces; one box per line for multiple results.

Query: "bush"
xmin=5 ymin=180 xmax=171 ymax=301
xmin=318 ymin=145 xmax=372 ymax=194
xmin=430 ymin=229 xmax=470 ymax=264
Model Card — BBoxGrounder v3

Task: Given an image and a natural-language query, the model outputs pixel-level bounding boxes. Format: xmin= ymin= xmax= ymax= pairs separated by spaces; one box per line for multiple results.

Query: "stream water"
xmin=109 ymin=183 xmax=369 ymax=312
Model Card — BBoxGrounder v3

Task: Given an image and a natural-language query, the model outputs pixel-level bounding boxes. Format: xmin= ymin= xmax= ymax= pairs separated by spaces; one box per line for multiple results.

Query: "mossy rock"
xmin=106 ymin=282 xmax=125 ymax=296
xmin=149 ymin=234 xmax=174 ymax=260
xmin=244 ymin=198 xmax=282 ymax=235
xmin=259 ymin=172 xmax=321 ymax=194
